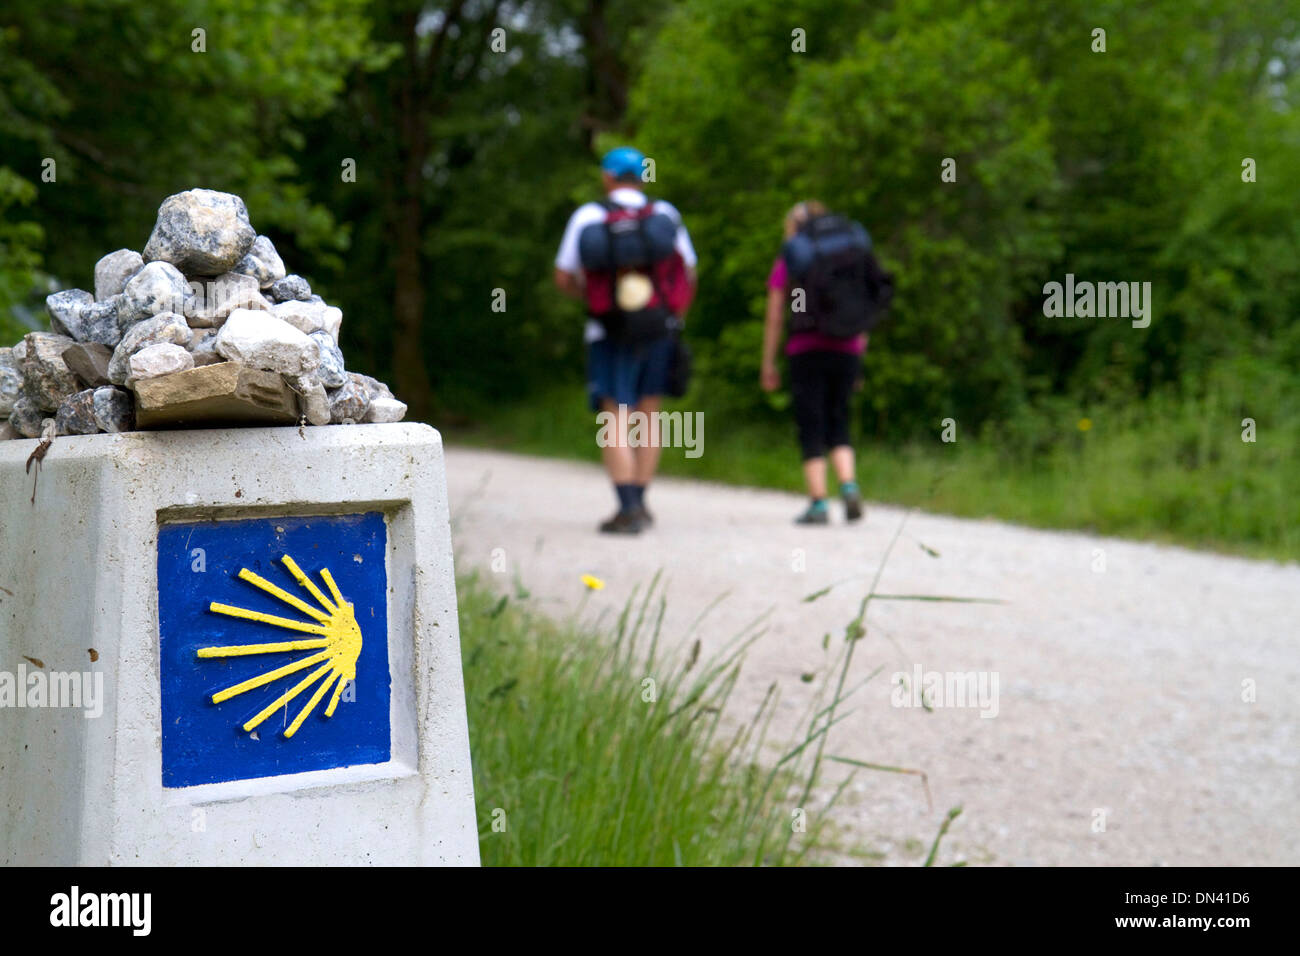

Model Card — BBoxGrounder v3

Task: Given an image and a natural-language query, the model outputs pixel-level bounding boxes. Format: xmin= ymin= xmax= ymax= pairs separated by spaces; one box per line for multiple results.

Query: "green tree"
xmin=630 ymin=0 xmax=1300 ymax=440
xmin=633 ymin=0 xmax=1060 ymax=435
xmin=0 ymin=0 xmax=384 ymax=335
xmin=0 ymin=169 xmax=42 ymax=344
xmin=298 ymin=0 xmax=668 ymax=417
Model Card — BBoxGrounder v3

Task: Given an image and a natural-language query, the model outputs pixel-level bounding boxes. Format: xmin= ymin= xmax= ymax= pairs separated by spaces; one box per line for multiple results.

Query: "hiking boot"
xmin=794 ymin=501 xmax=830 ymax=525
xmin=599 ymin=509 xmax=644 ymax=535
xmin=842 ymin=485 xmax=864 ymax=522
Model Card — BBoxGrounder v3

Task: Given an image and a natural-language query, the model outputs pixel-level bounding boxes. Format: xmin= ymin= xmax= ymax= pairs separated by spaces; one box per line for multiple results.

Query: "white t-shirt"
xmin=555 ymin=187 xmax=697 ymax=343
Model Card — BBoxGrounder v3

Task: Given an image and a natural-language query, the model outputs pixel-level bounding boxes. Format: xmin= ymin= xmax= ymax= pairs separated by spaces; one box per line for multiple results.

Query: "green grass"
xmin=447 ymin=382 xmax=1300 ymax=563
xmin=459 ymin=570 xmax=841 ymax=865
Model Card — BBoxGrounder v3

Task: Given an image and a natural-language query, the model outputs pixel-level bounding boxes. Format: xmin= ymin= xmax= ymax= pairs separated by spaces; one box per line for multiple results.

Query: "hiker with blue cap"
xmin=555 ymin=147 xmax=697 ymax=534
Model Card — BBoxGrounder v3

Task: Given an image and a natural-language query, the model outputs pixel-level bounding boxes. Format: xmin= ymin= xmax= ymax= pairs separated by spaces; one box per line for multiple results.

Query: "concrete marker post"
xmin=0 ymin=423 xmax=478 ymax=865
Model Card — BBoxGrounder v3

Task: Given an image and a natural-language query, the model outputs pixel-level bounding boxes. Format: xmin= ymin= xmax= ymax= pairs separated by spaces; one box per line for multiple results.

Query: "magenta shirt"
xmin=768 ymin=258 xmax=867 ymax=356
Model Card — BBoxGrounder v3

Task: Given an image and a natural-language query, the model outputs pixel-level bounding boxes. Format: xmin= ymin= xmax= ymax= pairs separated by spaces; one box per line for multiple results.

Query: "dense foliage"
xmin=633 ymin=0 xmax=1300 ymax=441
xmin=3 ymin=0 xmax=1297 ymax=448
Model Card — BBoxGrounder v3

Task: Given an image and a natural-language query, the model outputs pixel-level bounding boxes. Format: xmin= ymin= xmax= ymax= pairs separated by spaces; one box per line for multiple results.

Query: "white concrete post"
xmin=0 ymin=424 xmax=478 ymax=865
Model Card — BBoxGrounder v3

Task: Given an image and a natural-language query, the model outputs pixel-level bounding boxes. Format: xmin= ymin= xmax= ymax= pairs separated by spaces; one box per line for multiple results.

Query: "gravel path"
xmin=444 ymin=446 xmax=1300 ymax=866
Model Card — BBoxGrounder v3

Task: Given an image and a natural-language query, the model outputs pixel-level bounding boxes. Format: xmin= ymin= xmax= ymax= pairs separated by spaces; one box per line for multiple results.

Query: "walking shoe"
xmin=631 ymin=505 xmax=654 ymax=527
xmin=841 ymin=483 xmax=864 ymax=522
xmin=599 ymin=509 xmax=644 ymax=534
xmin=794 ymin=500 xmax=830 ymax=525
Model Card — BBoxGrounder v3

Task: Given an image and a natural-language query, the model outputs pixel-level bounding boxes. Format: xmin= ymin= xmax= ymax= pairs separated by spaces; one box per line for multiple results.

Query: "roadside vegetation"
xmin=459 ymin=514 xmax=973 ymax=866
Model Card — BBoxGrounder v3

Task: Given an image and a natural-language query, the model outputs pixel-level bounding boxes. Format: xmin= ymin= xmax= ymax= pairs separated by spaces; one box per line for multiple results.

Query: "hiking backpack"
xmin=577 ymin=197 xmax=694 ymax=344
xmin=782 ymin=214 xmax=893 ymax=337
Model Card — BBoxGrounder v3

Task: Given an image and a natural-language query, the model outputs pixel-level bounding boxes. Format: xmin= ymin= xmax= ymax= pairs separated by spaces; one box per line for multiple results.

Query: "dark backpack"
xmin=782 ymin=214 xmax=893 ymax=337
xmin=578 ymin=197 xmax=694 ymax=344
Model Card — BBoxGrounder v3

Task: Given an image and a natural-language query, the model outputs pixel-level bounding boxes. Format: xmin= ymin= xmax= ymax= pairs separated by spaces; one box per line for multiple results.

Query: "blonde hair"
xmin=783 ymin=200 xmax=826 ymax=239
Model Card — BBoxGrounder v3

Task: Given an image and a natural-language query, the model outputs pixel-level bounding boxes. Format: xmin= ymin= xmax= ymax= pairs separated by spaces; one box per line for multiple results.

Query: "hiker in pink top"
xmin=760 ymin=201 xmax=894 ymax=524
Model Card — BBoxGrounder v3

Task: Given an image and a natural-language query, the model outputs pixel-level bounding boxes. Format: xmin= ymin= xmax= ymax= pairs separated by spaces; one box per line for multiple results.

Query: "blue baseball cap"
xmin=601 ymin=146 xmax=645 ymax=179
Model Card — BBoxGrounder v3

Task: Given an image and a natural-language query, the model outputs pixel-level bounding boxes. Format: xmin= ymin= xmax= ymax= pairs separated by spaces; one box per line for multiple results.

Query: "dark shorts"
xmin=586 ymin=336 xmax=674 ymax=411
xmin=789 ymin=350 xmax=860 ymax=460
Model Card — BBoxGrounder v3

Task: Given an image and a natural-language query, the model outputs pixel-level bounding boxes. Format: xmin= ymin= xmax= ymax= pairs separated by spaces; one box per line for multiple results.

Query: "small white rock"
xmin=128 ymin=343 xmax=194 ymax=383
xmin=272 ymin=299 xmax=341 ymax=339
xmin=233 ymin=235 xmax=286 ymax=288
xmin=107 ymin=311 xmax=191 ymax=385
xmin=94 ymin=249 xmax=144 ymax=301
xmin=323 ymin=305 xmax=342 ymax=343
xmin=363 ymin=396 xmax=407 ymax=424
xmin=214 ymin=308 xmax=320 ymax=375
xmin=187 ymin=272 xmax=268 ymax=327
xmin=123 ymin=261 xmax=192 ymax=322
xmin=286 ymin=373 xmax=331 ymax=426
xmin=92 ymin=386 xmax=135 ymax=433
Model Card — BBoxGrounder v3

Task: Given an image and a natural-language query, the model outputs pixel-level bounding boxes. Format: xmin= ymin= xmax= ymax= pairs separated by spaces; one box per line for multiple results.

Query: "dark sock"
xmin=615 ymin=483 xmax=639 ymax=512
xmin=632 ymin=484 xmax=646 ymax=509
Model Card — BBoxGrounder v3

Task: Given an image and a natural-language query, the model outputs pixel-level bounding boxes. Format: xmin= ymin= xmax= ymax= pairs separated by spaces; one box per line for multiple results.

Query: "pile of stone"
xmin=0 ymin=188 xmax=406 ymax=440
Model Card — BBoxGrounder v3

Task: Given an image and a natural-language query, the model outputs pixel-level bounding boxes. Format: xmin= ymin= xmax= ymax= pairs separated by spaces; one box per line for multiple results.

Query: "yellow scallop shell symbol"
xmin=197 ymin=554 xmax=362 ymax=738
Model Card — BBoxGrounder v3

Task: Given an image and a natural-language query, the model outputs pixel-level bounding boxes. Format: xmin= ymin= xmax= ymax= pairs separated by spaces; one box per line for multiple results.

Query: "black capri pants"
xmin=789 ymin=350 xmax=860 ymax=461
